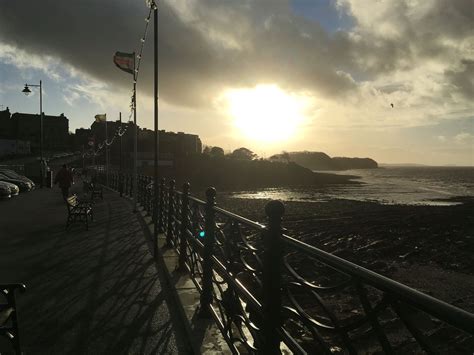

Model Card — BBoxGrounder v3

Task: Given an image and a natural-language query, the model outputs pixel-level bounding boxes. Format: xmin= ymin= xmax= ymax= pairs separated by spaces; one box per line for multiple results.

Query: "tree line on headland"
xmin=269 ymin=151 xmax=378 ymax=171
xmin=202 ymin=147 xmax=378 ymax=171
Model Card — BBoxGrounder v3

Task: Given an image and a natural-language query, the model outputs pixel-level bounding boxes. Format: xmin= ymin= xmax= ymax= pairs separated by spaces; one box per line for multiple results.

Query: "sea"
xmin=231 ymin=166 xmax=474 ymax=206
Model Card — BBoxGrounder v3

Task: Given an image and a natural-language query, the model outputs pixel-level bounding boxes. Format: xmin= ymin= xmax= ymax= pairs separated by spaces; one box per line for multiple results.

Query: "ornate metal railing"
xmin=105 ymin=171 xmax=474 ymax=354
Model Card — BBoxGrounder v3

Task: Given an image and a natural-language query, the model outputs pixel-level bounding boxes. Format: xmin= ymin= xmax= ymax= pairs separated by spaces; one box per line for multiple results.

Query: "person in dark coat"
xmin=54 ymin=164 xmax=73 ymax=200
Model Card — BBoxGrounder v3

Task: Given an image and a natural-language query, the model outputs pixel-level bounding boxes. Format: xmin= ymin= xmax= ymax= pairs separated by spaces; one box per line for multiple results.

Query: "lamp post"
xmin=22 ymin=81 xmax=44 ymax=187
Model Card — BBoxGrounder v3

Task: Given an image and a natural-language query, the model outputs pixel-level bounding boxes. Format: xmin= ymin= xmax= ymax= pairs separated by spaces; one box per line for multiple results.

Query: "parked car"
xmin=0 ymin=169 xmax=36 ymax=188
xmin=0 ymin=181 xmax=19 ymax=199
xmin=0 ymin=172 xmax=32 ymax=192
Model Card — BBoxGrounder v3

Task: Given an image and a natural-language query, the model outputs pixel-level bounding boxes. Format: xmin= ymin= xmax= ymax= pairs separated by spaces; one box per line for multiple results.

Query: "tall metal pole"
xmin=105 ymin=117 xmax=109 ymax=187
xmin=153 ymin=2 xmax=159 ymax=252
xmin=39 ymin=80 xmax=44 ymax=188
xmin=133 ymin=54 xmax=138 ymax=212
xmin=119 ymin=112 xmax=123 ymax=197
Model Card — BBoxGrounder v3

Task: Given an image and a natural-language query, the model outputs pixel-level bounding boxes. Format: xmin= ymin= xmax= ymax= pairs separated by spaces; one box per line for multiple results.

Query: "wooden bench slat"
xmin=0 ymin=306 xmax=13 ymax=326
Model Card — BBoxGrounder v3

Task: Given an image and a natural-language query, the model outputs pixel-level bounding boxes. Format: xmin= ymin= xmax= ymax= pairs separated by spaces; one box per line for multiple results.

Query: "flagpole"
xmin=119 ymin=112 xmax=123 ymax=197
xmin=133 ymin=52 xmax=138 ymax=213
xmin=105 ymin=116 xmax=109 ymax=187
xmin=153 ymin=1 xmax=159 ymax=253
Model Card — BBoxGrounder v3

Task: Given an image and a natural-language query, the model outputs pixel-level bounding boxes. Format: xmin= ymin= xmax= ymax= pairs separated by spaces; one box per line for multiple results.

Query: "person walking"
xmin=54 ymin=164 xmax=73 ymax=201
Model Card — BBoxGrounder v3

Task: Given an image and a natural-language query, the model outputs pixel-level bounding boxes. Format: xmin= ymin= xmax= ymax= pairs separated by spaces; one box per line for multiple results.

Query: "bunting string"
xmin=83 ymin=1 xmax=156 ymax=159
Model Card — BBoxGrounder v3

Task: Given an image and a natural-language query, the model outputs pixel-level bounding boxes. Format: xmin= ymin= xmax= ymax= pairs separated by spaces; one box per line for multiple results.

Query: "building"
xmin=138 ymin=128 xmax=202 ymax=157
xmin=73 ymin=128 xmax=93 ymax=151
xmin=11 ymin=112 xmax=69 ymax=151
xmin=89 ymin=121 xmax=202 ymax=168
xmin=0 ymin=107 xmax=14 ymax=138
xmin=0 ymin=138 xmax=31 ymax=157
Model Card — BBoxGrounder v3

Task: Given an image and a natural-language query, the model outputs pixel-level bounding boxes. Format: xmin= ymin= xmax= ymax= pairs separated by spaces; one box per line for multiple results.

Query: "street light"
xmin=22 ymin=81 xmax=44 ymax=187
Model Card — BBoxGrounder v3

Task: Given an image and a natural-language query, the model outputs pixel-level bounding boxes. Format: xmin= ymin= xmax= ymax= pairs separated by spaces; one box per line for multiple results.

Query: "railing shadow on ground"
xmin=105 ymin=171 xmax=474 ymax=354
xmin=0 ymin=186 xmax=187 ymax=354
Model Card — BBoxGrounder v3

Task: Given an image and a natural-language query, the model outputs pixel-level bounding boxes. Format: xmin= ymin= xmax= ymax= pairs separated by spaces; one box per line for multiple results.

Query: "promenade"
xmin=0 ymin=183 xmax=190 ymax=354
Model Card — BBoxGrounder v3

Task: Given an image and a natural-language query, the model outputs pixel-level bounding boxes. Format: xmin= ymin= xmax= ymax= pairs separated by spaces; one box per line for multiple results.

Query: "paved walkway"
xmin=0 ymin=183 xmax=190 ymax=354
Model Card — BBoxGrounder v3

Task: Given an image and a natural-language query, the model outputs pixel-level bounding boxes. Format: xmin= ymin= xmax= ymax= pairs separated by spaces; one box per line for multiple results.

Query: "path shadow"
xmin=2 ymin=189 xmax=184 ymax=354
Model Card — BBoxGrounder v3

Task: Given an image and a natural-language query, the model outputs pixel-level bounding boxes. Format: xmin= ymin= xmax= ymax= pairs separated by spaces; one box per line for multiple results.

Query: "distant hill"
xmin=270 ymin=151 xmax=378 ymax=171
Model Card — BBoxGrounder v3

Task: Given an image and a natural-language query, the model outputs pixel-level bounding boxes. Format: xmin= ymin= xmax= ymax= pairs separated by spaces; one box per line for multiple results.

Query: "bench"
xmin=0 ymin=284 xmax=26 ymax=355
xmin=84 ymin=181 xmax=103 ymax=201
xmin=66 ymin=194 xmax=93 ymax=230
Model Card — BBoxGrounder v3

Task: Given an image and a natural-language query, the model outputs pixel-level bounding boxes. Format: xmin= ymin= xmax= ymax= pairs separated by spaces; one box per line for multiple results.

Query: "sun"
xmin=224 ymin=84 xmax=308 ymax=143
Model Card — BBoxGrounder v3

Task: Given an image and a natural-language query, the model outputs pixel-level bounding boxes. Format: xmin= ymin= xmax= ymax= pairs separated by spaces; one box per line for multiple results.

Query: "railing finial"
xmin=183 ymin=181 xmax=190 ymax=193
xmin=265 ymin=200 xmax=285 ymax=223
xmin=206 ymin=187 xmax=216 ymax=203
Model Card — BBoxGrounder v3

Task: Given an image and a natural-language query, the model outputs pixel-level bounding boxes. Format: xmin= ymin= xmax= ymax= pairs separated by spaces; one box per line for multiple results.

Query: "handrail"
xmin=214 ymin=205 xmax=267 ymax=230
xmin=103 ymin=170 xmax=474 ymax=354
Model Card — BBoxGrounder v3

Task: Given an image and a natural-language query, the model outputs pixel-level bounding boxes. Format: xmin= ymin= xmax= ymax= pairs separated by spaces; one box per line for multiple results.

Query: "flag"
xmin=113 ymin=51 xmax=135 ymax=75
xmin=95 ymin=114 xmax=106 ymax=122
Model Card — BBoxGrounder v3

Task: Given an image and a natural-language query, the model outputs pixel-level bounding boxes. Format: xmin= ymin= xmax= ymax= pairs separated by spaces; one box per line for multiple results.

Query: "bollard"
xmin=158 ymin=178 xmax=165 ymax=232
xmin=178 ymin=182 xmax=190 ymax=271
xmin=199 ymin=187 xmax=217 ymax=317
xmin=262 ymin=200 xmax=285 ymax=353
xmin=166 ymin=180 xmax=175 ymax=246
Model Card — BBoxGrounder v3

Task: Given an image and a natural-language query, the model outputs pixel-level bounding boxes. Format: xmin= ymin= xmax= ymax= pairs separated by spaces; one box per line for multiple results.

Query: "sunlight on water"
xmin=231 ymin=167 xmax=474 ymax=206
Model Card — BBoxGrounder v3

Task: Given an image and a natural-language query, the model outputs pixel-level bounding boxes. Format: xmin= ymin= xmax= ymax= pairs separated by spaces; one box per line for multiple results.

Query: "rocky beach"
xmin=216 ymin=194 xmax=474 ymax=314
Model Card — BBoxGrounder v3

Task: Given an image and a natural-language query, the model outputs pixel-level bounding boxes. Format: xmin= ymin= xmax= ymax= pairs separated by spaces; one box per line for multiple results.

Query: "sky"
xmin=0 ymin=0 xmax=472 ymax=166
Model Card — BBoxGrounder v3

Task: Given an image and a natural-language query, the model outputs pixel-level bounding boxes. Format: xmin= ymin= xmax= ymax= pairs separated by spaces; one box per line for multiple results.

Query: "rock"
xmin=369 ymin=261 xmax=388 ymax=271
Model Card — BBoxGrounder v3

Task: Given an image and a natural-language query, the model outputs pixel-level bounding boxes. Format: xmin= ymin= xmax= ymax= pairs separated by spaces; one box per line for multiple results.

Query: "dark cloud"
xmin=0 ymin=0 xmax=358 ymax=107
xmin=0 ymin=0 xmax=472 ymax=107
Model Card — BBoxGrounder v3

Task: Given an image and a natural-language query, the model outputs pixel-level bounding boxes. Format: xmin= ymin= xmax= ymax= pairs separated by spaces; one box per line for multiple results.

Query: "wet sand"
xmin=217 ymin=194 xmax=474 ymax=313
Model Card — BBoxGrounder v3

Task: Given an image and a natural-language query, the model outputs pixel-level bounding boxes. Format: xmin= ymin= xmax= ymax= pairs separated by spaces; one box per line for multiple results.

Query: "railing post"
xmin=119 ymin=172 xmax=123 ymax=197
xmin=262 ymin=200 xmax=285 ymax=353
xmin=141 ymin=175 xmax=144 ymax=203
xmin=140 ymin=175 xmax=144 ymax=205
xmin=166 ymin=179 xmax=175 ymax=246
xmin=178 ymin=182 xmax=190 ymax=271
xmin=199 ymin=187 xmax=216 ymax=318
xmin=149 ymin=176 xmax=153 ymax=213
xmin=145 ymin=176 xmax=151 ymax=213
xmin=138 ymin=175 xmax=142 ymax=204
xmin=158 ymin=178 xmax=165 ymax=232
xmin=137 ymin=175 xmax=141 ymax=203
